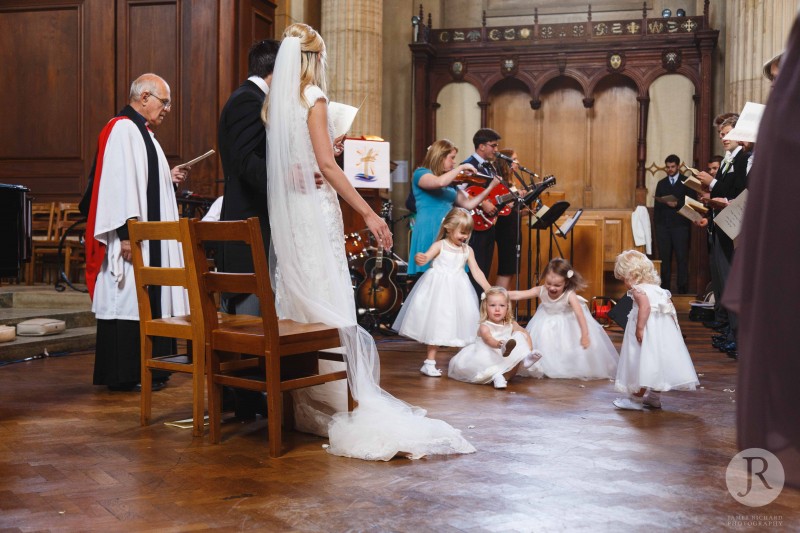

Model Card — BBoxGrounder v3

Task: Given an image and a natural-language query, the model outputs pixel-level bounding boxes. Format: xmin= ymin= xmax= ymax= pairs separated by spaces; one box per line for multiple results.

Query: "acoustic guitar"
xmin=356 ymin=247 xmax=401 ymax=316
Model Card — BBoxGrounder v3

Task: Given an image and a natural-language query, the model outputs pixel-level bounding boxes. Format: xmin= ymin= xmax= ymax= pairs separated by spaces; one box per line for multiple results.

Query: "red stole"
xmin=84 ymin=116 xmax=128 ymax=299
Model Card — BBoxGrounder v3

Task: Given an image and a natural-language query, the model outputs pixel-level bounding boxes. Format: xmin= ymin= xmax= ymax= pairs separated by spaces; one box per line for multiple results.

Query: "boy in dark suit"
xmin=654 ymin=154 xmax=695 ymax=293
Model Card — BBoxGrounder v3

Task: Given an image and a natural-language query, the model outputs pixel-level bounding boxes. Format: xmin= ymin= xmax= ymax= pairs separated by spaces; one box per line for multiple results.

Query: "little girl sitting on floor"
xmin=448 ymin=286 xmax=542 ymax=389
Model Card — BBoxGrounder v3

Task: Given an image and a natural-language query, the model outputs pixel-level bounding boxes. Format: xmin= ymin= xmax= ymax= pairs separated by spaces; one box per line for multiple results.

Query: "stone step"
xmin=0 ymin=326 xmax=96 ymax=363
xmin=0 ymin=308 xmax=96 ymax=329
xmin=0 ymin=289 xmax=91 ymax=310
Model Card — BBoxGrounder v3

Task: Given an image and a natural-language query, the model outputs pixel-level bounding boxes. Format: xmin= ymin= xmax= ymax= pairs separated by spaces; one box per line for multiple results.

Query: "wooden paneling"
xmin=0 ymin=0 xmax=115 ymax=202
xmin=488 ymin=78 xmax=536 ymax=165
xmin=538 ymin=78 xmax=587 ymax=208
xmin=238 ymin=0 xmax=277 ymax=83
xmin=181 ymin=0 xmax=220 ymax=196
xmin=0 ymin=0 xmax=274 ymax=203
xmin=590 ymin=77 xmax=638 ymax=208
xmin=568 ymin=219 xmax=605 ymax=298
xmin=118 ymin=1 xmax=180 ymax=156
xmin=0 ymin=6 xmax=80 ymax=159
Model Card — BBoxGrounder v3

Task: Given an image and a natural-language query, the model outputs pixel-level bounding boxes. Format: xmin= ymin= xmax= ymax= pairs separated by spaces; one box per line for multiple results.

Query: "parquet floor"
xmin=1 ymin=315 xmax=798 ymax=532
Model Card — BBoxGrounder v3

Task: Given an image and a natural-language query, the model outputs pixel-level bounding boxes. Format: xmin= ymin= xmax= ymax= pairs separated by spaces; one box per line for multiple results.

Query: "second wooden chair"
xmin=185 ymin=217 xmax=351 ymax=457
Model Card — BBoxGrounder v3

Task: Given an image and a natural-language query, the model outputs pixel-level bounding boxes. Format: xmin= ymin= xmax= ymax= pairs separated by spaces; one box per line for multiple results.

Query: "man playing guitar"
xmin=462 ymin=128 xmax=518 ymax=293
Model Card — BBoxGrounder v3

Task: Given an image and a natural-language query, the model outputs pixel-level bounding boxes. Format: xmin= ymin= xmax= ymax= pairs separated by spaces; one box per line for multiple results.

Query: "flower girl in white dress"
xmin=393 ymin=208 xmax=492 ymax=377
xmin=448 ymin=287 xmax=542 ymax=389
xmin=612 ymin=250 xmax=699 ymax=410
xmin=509 ymin=258 xmax=619 ymax=380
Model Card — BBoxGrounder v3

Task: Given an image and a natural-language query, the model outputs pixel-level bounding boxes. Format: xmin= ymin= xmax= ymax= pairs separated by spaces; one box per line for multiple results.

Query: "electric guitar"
xmin=465 ymin=175 xmax=556 ymax=231
xmin=356 ymin=248 xmax=401 ymax=315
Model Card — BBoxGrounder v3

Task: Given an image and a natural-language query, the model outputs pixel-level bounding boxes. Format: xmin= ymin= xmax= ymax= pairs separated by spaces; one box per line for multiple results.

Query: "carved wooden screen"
xmin=409 ymin=3 xmax=719 ymax=296
xmin=410 ymin=4 xmax=719 ymax=207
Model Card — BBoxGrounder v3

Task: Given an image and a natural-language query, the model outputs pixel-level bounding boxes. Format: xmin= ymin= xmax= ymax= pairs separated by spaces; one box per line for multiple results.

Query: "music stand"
xmin=554 ymin=208 xmax=583 ymax=264
xmin=525 ymin=201 xmax=569 ymax=319
xmin=530 ymin=199 xmax=570 ymax=261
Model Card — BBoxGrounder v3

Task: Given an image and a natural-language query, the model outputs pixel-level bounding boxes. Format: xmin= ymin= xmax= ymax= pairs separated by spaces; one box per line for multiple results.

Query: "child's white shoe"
xmin=522 ymin=350 xmax=543 ymax=368
xmin=613 ymin=396 xmax=644 ymax=410
xmin=643 ymin=390 xmax=662 ymax=409
xmin=420 ymin=360 xmax=442 ymax=377
xmin=492 ymin=373 xmax=508 ymax=389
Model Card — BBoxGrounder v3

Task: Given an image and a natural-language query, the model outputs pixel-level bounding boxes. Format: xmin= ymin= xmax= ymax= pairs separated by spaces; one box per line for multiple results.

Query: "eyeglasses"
xmin=486 ymin=142 xmax=499 ymax=148
xmin=147 ymin=92 xmax=172 ymax=109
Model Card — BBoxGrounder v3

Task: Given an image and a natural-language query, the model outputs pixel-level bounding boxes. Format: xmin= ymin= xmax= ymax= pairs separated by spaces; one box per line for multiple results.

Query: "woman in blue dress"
xmin=408 ymin=139 xmax=500 ymax=275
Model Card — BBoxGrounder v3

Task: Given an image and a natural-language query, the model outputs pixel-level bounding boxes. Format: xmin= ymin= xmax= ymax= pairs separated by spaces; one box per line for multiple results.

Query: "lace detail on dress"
xmin=274 ymin=85 xmax=347 ymax=319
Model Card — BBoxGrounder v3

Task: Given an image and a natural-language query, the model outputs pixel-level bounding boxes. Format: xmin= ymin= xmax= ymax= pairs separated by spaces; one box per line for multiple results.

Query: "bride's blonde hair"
xmin=261 ymin=23 xmax=328 ymax=124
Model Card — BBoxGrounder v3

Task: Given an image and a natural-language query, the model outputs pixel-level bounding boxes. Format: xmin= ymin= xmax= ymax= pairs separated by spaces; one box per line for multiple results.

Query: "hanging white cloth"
xmin=265 ymin=36 xmax=475 ymax=461
xmin=631 ymin=205 xmax=652 ymax=255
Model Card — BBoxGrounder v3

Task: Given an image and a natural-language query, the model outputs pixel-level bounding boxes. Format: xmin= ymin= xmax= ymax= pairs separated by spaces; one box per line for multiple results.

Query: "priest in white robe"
xmin=83 ymin=73 xmax=189 ymax=391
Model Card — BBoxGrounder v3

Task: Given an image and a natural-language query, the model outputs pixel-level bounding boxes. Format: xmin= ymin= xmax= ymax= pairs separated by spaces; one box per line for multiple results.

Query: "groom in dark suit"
xmin=653 ymin=154 xmax=696 ymax=293
xmin=218 ymin=39 xmax=280 ymax=315
xmin=216 ymin=40 xmax=280 ymax=418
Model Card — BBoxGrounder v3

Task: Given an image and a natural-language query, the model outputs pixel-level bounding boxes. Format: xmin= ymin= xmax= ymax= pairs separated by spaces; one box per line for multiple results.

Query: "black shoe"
xmin=712 ymin=338 xmax=727 ymax=349
xmin=148 ymin=380 xmax=168 ymax=392
xmin=727 ymin=350 xmax=738 ymax=360
xmin=703 ymin=320 xmax=728 ymax=330
xmin=719 ymin=341 xmax=737 ymax=353
xmin=712 ymin=334 xmax=727 ymax=342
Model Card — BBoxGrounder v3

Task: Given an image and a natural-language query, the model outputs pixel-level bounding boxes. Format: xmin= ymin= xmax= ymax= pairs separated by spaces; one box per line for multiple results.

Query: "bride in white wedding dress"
xmin=263 ymin=23 xmax=475 ymax=461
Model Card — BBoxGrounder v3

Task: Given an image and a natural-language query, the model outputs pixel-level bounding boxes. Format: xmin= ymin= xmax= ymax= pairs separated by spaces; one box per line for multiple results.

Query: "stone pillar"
xmin=725 ymin=0 xmax=798 ymax=110
xmin=321 ymin=0 xmax=383 ymax=137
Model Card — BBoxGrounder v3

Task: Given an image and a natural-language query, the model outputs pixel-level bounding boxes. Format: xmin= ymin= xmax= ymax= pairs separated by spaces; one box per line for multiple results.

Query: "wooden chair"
xmin=26 ymin=202 xmax=59 ymax=284
xmin=128 ymin=219 xmax=207 ymax=437
xmin=185 ymin=217 xmax=351 ymax=457
xmin=55 ymin=202 xmax=85 ymax=283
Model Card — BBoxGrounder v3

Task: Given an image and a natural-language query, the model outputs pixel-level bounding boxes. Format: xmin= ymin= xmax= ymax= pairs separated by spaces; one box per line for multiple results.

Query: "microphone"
xmin=495 ymin=152 xmax=514 ymax=164
xmin=495 ymin=153 xmax=539 ymax=179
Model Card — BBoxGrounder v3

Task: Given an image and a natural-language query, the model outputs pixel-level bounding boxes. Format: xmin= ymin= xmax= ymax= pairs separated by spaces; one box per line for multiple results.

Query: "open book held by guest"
xmin=680 ymin=172 xmax=705 ymax=194
xmin=677 ymin=195 xmax=708 ymax=222
xmin=655 ymin=194 xmax=679 ymax=205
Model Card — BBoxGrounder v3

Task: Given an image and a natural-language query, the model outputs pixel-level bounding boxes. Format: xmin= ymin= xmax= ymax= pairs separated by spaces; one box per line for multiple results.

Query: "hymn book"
xmin=655 ymin=194 xmax=678 ymax=205
xmin=329 ymin=97 xmax=366 ymax=139
xmin=677 ymin=195 xmax=708 ymax=222
xmin=177 ymin=149 xmax=215 ymax=169
xmin=681 ymin=176 xmax=705 ymax=194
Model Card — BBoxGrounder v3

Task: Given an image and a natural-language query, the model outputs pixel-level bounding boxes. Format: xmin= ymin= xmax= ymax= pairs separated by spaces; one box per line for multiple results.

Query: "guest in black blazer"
xmin=696 ymin=115 xmax=750 ymax=354
xmin=217 ymin=39 xmax=280 ymax=315
xmin=654 ymin=154 xmax=696 ymax=293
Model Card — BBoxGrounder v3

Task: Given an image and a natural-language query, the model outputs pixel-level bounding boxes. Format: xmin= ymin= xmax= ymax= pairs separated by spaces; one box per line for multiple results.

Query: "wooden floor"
xmin=1 ymin=315 xmax=798 ymax=532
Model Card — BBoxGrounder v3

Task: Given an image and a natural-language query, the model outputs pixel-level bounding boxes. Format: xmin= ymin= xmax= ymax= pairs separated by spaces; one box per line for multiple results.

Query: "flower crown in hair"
xmin=567 ymin=270 xmax=574 ymax=279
